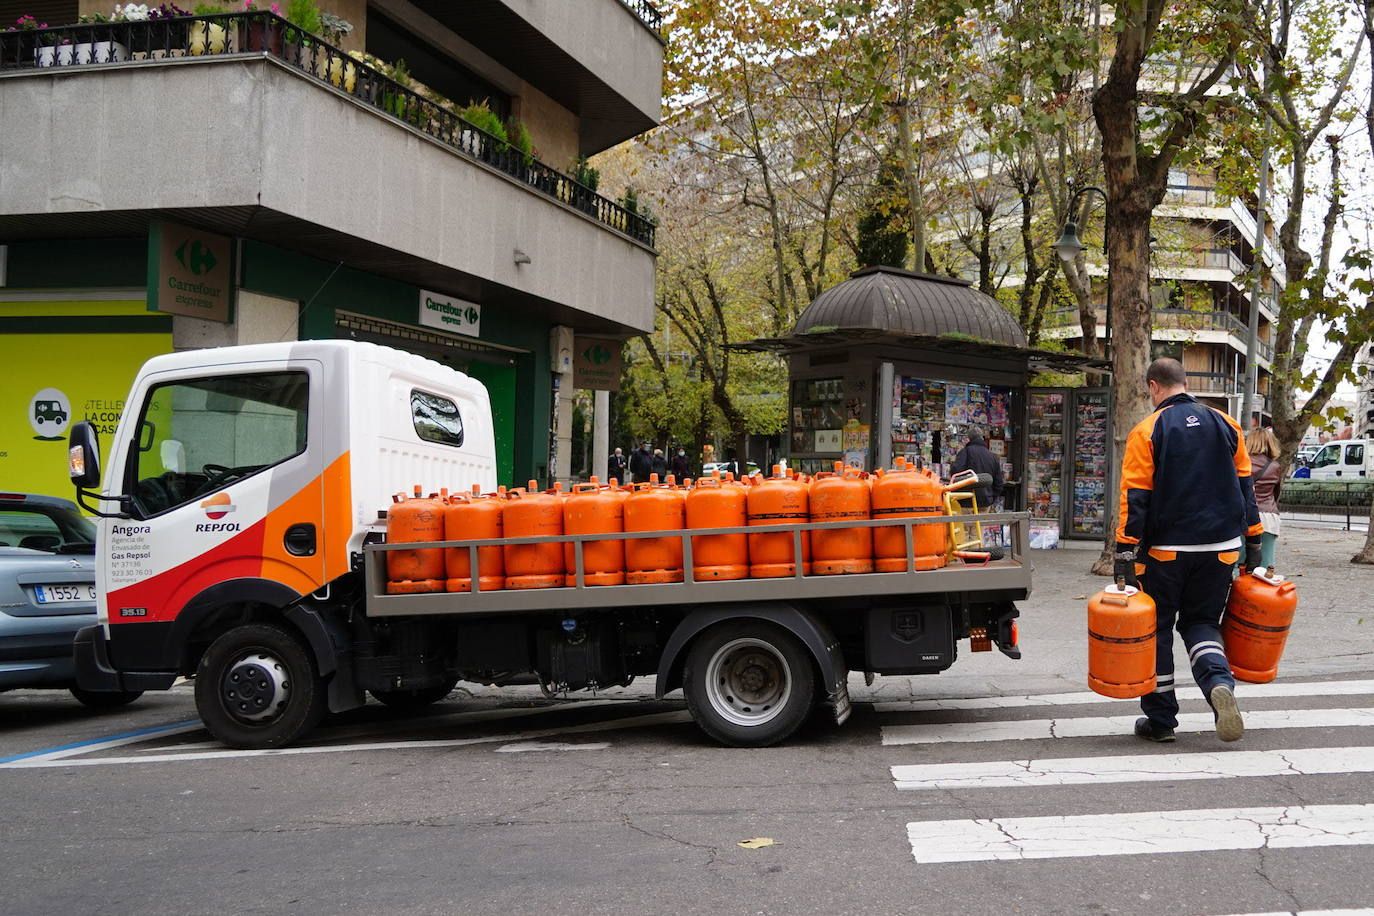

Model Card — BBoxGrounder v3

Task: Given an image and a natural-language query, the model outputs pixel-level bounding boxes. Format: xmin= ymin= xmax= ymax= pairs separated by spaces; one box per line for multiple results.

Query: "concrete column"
xmin=593 ymin=389 xmax=610 ymax=484
xmin=550 ymin=325 xmax=575 ymax=487
xmin=172 ymin=289 xmax=299 ymax=351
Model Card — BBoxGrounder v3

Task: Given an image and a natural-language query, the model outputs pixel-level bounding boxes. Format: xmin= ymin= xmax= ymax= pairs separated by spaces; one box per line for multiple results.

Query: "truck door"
xmin=1308 ymin=443 xmax=1340 ymax=480
xmin=1344 ymin=442 xmax=1366 ymax=478
xmin=99 ymin=360 xmax=326 ymax=630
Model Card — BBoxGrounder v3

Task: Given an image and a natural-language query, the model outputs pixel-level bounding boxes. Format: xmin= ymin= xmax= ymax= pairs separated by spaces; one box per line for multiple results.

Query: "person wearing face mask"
xmin=671 ymin=446 xmax=692 ymax=481
xmin=608 ymin=447 xmax=628 ymax=486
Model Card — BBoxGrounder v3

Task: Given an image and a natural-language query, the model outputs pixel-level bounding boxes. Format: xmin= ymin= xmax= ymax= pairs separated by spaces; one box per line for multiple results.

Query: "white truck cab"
xmin=1305 ymin=439 xmax=1371 ymax=480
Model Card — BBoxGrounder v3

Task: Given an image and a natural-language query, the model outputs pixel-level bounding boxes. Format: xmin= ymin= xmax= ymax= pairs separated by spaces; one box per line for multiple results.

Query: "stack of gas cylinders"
xmin=384 ymin=459 xmax=978 ymax=594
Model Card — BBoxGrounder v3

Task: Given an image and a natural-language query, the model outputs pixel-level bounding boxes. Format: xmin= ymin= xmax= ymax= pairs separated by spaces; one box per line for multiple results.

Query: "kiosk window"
xmin=128 ymin=372 xmax=309 ymax=518
xmin=412 ymin=390 xmax=464 ymax=447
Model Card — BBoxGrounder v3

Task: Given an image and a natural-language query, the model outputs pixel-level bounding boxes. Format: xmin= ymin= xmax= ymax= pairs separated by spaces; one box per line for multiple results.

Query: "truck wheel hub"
xmin=705 ymin=638 xmax=791 ymax=727
xmin=222 ymin=653 xmax=289 ymax=723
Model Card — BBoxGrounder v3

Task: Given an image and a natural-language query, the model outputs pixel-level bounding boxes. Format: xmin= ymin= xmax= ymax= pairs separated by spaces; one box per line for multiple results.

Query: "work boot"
xmin=1210 ymin=684 xmax=1244 ymax=742
xmin=1133 ymin=717 xmax=1176 ymax=742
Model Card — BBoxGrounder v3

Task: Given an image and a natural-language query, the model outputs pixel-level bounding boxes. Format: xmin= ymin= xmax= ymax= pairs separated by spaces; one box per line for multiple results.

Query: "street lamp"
xmin=1056 ymin=185 xmax=1109 ymax=352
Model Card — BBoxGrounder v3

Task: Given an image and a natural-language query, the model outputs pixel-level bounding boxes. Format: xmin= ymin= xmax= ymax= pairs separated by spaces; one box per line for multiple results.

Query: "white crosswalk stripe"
xmin=881 ymin=706 xmax=1374 ymax=745
xmin=886 ymin=677 xmax=1374 ymax=870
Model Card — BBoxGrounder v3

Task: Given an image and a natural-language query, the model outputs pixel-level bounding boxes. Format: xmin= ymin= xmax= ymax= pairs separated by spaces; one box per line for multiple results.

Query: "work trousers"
xmin=1138 ymin=547 xmax=1238 ymax=729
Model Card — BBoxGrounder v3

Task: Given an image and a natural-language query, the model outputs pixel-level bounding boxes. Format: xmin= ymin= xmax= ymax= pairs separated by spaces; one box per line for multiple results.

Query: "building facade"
xmin=0 ymin=0 xmax=663 ymax=497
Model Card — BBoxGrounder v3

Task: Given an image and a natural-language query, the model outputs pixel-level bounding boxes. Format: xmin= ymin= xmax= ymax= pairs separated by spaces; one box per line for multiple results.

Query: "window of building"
xmin=412 ymin=390 xmax=464 ymax=447
xmin=127 ymin=372 xmax=309 ymax=518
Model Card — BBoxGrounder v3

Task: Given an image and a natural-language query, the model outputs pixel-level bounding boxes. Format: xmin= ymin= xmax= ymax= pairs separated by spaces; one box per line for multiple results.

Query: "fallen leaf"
xmin=1074 ymin=595 xmax=1088 ymax=600
xmin=737 ymin=837 xmax=775 ymax=849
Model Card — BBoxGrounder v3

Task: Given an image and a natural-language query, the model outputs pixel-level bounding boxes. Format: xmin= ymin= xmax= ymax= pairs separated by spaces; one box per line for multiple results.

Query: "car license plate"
xmin=34 ymin=584 xmax=97 ymax=605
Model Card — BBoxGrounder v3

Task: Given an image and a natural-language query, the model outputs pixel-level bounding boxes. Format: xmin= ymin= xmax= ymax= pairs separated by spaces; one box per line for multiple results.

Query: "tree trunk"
xmin=895 ymin=99 xmax=926 ymax=272
xmin=1355 ymin=497 xmax=1374 ymax=565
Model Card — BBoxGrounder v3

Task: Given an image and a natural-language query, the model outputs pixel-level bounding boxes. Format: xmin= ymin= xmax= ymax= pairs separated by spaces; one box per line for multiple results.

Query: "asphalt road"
xmin=3 ymin=533 xmax=1372 ymax=916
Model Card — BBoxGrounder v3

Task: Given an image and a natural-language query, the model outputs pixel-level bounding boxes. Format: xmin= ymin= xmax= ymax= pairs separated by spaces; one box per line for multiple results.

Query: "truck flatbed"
xmin=364 ymin=512 xmax=1033 ymax=616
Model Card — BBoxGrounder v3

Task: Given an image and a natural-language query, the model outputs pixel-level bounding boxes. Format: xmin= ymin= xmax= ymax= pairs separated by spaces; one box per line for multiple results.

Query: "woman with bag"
xmin=1244 ymin=427 xmax=1284 ymax=570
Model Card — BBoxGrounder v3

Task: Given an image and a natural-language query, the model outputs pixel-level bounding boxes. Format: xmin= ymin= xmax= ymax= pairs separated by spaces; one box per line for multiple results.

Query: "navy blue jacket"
xmin=1116 ymin=393 xmax=1262 ymax=550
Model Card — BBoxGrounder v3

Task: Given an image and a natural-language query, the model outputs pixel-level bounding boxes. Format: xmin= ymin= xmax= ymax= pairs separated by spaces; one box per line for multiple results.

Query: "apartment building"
xmin=1036 ymin=167 xmax=1280 ymax=425
xmin=0 ymin=0 xmax=663 ymax=496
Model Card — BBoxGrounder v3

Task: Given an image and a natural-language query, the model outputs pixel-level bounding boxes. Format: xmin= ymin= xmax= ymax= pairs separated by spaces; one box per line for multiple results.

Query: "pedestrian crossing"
xmin=880 ymin=675 xmax=1374 ymax=875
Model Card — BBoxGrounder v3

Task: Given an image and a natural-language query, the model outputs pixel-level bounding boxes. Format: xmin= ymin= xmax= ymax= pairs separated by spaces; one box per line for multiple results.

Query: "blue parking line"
xmin=0 ymin=719 xmax=202 ymax=765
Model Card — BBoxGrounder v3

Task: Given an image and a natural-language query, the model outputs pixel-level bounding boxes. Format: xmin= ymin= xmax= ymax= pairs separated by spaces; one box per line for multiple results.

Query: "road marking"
xmin=881 ymin=707 xmax=1374 ymax=746
xmin=0 ymin=720 xmax=202 ymax=766
xmin=495 ymin=741 xmax=612 ymax=753
xmin=1214 ymin=910 xmax=1374 ymax=916
xmin=905 ymin=804 xmax=1374 ymax=863
xmin=873 ymin=679 xmax=1374 ymax=713
xmin=0 ymin=711 xmax=691 ymax=769
xmin=891 ymin=746 xmax=1374 ymax=790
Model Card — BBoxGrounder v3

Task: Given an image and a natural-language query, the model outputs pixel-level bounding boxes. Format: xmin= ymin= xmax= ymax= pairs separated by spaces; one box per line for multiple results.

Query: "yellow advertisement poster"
xmin=0 ymin=329 xmax=171 ymax=501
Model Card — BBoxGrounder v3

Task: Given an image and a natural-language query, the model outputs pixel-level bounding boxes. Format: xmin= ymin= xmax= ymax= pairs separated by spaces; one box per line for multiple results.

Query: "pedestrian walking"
xmin=951 ymin=429 xmax=1004 ymax=509
xmin=608 ymin=447 xmax=628 ymax=486
xmin=670 ymin=447 xmax=692 ymax=482
xmin=1115 ymin=358 xmax=1262 ymax=744
xmin=1244 ymin=427 xmax=1283 ymax=570
xmin=629 ymin=441 xmax=652 ymax=484
xmin=650 ymin=448 xmax=669 ymax=480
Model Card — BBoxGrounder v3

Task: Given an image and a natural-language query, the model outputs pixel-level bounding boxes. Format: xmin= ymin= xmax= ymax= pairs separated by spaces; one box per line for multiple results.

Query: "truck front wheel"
xmin=195 ymin=623 xmax=327 ymax=749
xmin=682 ymin=620 xmax=815 ymax=748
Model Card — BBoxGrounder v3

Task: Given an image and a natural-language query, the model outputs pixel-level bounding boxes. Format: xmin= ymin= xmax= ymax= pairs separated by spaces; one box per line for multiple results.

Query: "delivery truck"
xmin=69 ymin=341 xmax=1030 ymax=749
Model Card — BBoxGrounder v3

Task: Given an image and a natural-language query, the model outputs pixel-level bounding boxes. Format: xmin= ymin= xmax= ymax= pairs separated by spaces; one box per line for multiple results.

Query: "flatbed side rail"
xmin=362 ymin=512 xmax=1032 ymax=617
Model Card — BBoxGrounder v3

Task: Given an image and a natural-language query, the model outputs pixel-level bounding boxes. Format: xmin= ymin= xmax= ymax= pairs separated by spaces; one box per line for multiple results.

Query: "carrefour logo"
xmin=175 ymin=238 xmax=218 ymax=276
xmin=582 ymin=343 xmax=613 ymax=365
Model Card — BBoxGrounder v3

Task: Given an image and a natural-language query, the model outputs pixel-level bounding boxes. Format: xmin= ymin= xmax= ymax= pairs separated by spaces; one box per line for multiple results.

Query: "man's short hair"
xmin=1146 ymin=357 xmax=1186 ymax=388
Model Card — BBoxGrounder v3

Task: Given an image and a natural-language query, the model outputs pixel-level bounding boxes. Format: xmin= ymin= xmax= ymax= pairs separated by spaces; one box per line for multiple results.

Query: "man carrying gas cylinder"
xmin=1114 ymin=358 xmax=1263 ymax=743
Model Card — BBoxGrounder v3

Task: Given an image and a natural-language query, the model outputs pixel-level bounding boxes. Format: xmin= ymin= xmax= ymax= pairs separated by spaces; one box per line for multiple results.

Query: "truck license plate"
xmin=34 ymin=584 xmax=97 ymax=605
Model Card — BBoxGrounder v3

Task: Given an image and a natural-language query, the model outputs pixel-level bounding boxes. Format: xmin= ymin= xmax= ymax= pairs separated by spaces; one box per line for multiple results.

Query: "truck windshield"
xmin=127 ymin=371 xmax=309 ymax=518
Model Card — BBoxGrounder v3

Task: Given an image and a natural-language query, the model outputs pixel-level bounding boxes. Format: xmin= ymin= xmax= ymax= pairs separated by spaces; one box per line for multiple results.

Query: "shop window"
xmin=412 ymin=390 xmax=464 ymax=447
xmin=127 ymin=372 xmax=309 ymax=519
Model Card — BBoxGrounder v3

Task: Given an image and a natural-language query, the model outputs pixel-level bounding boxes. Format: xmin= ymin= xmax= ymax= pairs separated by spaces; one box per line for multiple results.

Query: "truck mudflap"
xmin=655 ymin=603 xmax=851 ymax=722
xmin=73 ymin=625 xmax=177 ymax=693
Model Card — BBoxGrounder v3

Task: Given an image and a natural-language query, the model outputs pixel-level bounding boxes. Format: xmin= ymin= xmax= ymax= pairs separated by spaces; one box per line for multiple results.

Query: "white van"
xmin=1306 ymin=439 xmax=1372 ymax=480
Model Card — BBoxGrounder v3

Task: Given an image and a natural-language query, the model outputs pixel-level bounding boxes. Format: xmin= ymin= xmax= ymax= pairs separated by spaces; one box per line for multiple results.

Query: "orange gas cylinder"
xmin=444 ymin=484 xmax=505 ymax=593
xmin=386 ymin=485 xmax=445 ymax=593
xmin=871 ymin=459 xmax=948 ymax=572
xmin=624 ymin=474 xmax=686 ymax=584
xmin=1222 ymin=567 xmax=1299 ymax=683
xmin=563 ymin=477 xmax=626 ymax=587
xmin=502 ymin=481 xmax=565 ymax=589
xmin=686 ymin=474 xmax=749 ymax=581
xmin=747 ymin=465 xmax=811 ymax=578
xmin=809 ymin=463 xmax=874 ymax=575
xmin=1087 ymin=581 xmax=1157 ymax=698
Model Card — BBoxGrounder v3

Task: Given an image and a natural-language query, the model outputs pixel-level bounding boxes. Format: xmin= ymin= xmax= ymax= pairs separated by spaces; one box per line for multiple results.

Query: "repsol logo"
xmin=112 ymin=524 xmax=152 ymax=536
xmin=195 ymin=522 xmax=243 ymax=533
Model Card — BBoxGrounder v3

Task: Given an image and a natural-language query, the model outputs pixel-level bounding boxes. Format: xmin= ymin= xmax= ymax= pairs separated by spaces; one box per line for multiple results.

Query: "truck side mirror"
xmin=69 ymin=421 xmax=101 ymax=489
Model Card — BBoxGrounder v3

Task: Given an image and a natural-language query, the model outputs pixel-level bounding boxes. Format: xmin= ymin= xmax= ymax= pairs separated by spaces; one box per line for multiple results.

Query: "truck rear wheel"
xmin=195 ymin=623 xmax=326 ymax=749
xmin=682 ymin=620 xmax=815 ymax=748
xmin=369 ymin=678 xmax=458 ymax=711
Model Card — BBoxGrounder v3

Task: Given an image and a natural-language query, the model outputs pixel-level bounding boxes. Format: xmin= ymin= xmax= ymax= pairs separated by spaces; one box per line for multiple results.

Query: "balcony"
xmin=1186 ymin=371 xmax=1238 ymax=396
xmin=404 ymin=0 xmax=664 ymax=154
xmin=1155 ymin=246 xmax=1245 ymax=276
xmin=1163 ymin=184 xmax=1221 ymax=207
xmin=0 ymin=13 xmax=657 ymax=333
xmin=1041 ymin=307 xmax=1274 ymax=364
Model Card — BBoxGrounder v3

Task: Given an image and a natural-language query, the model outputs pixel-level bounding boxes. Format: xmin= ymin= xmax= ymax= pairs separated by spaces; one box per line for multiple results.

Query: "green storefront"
xmin=2 ymin=236 xmax=551 ymax=492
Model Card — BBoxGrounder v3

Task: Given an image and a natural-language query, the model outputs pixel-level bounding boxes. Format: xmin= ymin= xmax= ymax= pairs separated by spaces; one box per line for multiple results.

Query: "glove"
xmin=1113 ymin=544 xmax=1139 ymax=590
xmin=1244 ymin=536 xmax=1263 ymax=571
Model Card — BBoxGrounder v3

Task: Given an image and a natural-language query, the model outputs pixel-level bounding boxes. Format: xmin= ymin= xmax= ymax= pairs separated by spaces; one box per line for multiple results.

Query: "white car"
xmin=1305 ymin=439 xmax=1371 ymax=481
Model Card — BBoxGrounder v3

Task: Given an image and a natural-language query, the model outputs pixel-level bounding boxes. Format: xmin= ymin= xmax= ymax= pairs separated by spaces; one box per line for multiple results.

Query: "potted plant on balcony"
xmin=145 ymin=3 xmax=192 ymax=54
xmin=315 ymin=11 xmax=355 ymax=90
xmin=279 ymin=0 xmax=319 ymax=67
xmin=188 ymin=3 xmax=231 ymax=55
xmin=237 ymin=0 xmax=282 ymax=56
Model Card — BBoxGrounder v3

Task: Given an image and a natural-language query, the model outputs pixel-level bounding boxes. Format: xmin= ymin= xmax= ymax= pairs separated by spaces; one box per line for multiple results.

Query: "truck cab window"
xmin=1312 ymin=445 xmax=1339 ymax=468
xmin=411 ymin=389 xmax=464 ymax=447
xmin=1346 ymin=444 xmax=1364 ymax=466
xmin=127 ymin=372 xmax=309 ymax=518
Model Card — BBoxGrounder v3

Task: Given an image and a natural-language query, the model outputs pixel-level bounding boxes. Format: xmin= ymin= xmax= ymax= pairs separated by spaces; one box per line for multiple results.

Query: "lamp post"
xmin=1055 ymin=185 xmax=1110 ymax=355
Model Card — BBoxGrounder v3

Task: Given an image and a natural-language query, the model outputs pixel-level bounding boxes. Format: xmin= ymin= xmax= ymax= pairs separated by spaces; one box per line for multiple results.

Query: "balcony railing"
xmin=619 ymin=0 xmax=665 ymax=34
xmin=1163 ymin=184 xmax=1220 ymax=207
xmin=1155 ymin=247 xmax=1245 ymax=275
xmin=1186 ymin=371 xmax=1238 ymax=396
xmin=0 ymin=13 xmax=657 ymax=249
xmin=1151 ymin=308 xmax=1248 ymax=336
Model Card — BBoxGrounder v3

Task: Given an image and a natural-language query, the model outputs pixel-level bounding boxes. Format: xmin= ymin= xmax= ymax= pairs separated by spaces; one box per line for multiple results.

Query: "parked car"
xmin=0 ymin=493 xmax=140 ymax=707
xmin=702 ymin=460 xmax=762 ymax=478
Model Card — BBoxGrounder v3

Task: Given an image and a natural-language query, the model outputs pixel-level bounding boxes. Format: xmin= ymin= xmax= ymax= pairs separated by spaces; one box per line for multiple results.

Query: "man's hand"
xmin=1244 ymin=536 xmax=1263 ymax=571
xmin=1113 ymin=544 xmax=1139 ymax=590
